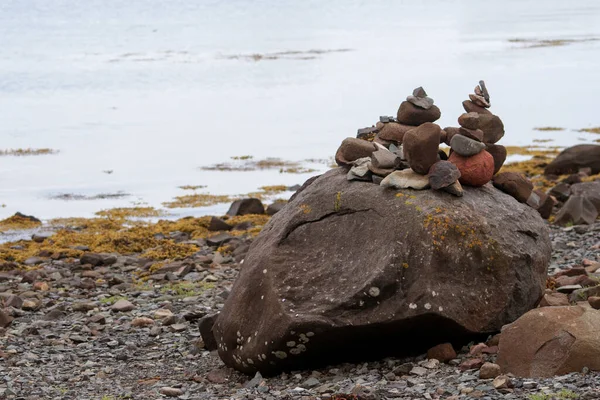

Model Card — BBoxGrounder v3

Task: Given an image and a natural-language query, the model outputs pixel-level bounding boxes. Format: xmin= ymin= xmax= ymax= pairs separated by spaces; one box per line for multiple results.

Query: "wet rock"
xmin=428 ymin=161 xmax=461 ymax=190
xmin=450 ymin=134 xmax=486 ymax=157
xmin=497 ymin=306 xmax=600 ymax=377
xmin=111 ymin=299 xmax=135 ymax=312
xmin=208 ymin=217 xmax=233 ymax=232
xmin=462 ymin=100 xmax=492 ymax=115
xmin=402 ymin=123 xmax=441 ymax=174
xmin=380 ymin=169 xmax=430 ymax=190
xmin=492 ymin=172 xmax=534 ymax=203
xmin=485 ymin=144 xmax=507 ymax=175
xmin=554 ymin=195 xmax=598 ymax=226
xmin=545 ymin=145 xmax=600 ymax=175
xmin=427 ymin=343 xmax=457 ymax=363
xmin=478 ymin=114 xmax=505 ymax=144
xmin=458 ymin=112 xmax=480 ymax=130
xmin=215 ymin=168 xmax=551 ymax=374
xmin=32 ymin=232 xmax=53 ymax=243
xmin=226 ymin=198 xmax=265 ymax=216
xmin=335 ymin=137 xmax=378 ymax=166
xmin=448 ymin=151 xmax=495 ymax=187
xmin=396 ymin=101 xmax=441 ymax=126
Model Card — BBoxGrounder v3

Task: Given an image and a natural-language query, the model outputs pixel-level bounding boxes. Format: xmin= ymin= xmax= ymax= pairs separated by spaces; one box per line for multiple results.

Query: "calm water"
xmin=1 ymin=0 xmax=600 ymax=220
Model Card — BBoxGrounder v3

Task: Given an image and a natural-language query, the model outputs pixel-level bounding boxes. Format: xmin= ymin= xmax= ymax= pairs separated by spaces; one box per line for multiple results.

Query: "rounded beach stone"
xmin=478 ymin=114 xmax=505 ymax=144
xmin=377 ymin=122 xmax=414 ymax=144
xmin=485 ymin=144 xmax=507 ymax=174
xmin=458 ymin=112 xmax=480 ymax=130
xmin=397 ymin=101 xmax=441 ymax=126
xmin=458 ymin=127 xmax=484 ymax=142
xmin=450 ymin=134 xmax=486 ymax=157
xmin=462 ymin=100 xmax=492 ymax=115
xmin=492 ymin=172 xmax=534 ymax=203
xmin=402 ymin=123 xmax=441 ymax=175
xmin=428 ymin=161 xmax=461 ymax=190
xmin=449 ymin=151 xmax=495 ymax=187
xmin=335 ymin=137 xmax=378 ymax=166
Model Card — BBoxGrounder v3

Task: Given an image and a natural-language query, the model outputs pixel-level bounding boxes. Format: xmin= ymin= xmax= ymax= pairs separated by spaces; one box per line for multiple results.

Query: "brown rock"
xmin=403 ymin=123 xmax=441 ymax=175
xmin=111 ymin=299 xmax=135 ymax=312
xmin=199 ymin=313 xmax=219 ymax=351
xmin=486 ymin=333 xmax=501 ymax=347
xmin=469 ymin=93 xmax=490 ymax=108
xmin=538 ymin=291 xmax=570 ymax=307
xmin=549 ymin=182 xmax=571 ymax=202
xmin=492 ymin=375 xmax=513 ymax=389
xmin=462 ymin=100 xmax=492 ymax=115
xmin=33 ymin=281 xmax=49 ymax=291
xmin=479 ymin=362 xmax=502 ymax=379
xmin=554 ymin=195 xmax=598 ymax=226
xmin=4 ymin=295 xmax=23 ymax=309
xmin=206 ymin=368 xmax=230 ymax=384
xmin=497 ymin=306 xmax=600 ymax=377
xmin=458 ymin=112 xmax=480 ymax=130
xmin=377 ymin=122 xmax=414 ymax=143
xmin=226 ymin=198 xmax=265 ymax=216
xmin=588 ymin=296 xmax=600 ymax=309
xmin=132 ymin=317 xmax=155 ymax=327
xmin=427 ymin=343 xmax=457 ymax=363
xmin=335 ymin=137 xmax=378 ymax=166
xmin=492 ymin=172 xmax=534 ymax=203
xmin=443 ymin=127 xmax=461 ymax=146
xmin=397 ymin=101 xmax=441 ymax=126
xmin=478 ymin=114 xmax=505 ymax=144
xmin=458 ymin=127 xmax=484 ymax=142
xmin=449 ymin=151 xmax=495 ymax=187
xmin=0 ymin=309 xmax=14 ymax=328
xmin=428 ymin=161 xmax=461 ymax=190
xmin=214 ymin=168 xmax=551 ymax=374
xmin=545 ymin=145 xmax=600 ymax=175
xmin=460 ymin=358 xmax=484 ymax=372
xmin=208 ymin=217 xmax=233 ymax=232
xmin=485 ymin=144 xmax=507 ymax=175
xmin=469 ymin=343 xmax=488 ymax=356
xmin=534 ymin=190 xmax=556 ymax=219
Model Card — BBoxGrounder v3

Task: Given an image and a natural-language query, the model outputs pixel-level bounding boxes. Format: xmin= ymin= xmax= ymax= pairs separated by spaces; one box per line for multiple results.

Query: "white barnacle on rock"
xmin=237 ymin=331 xmax=241 ymax=337
xmin=290 ymin=348 xmax=302 ymax=355
xmin=306 ymin=332 xmax=314 ymax=337
xmin=432 ymin=291 xmax=437 ymax=297
xmin=286 ymin=341 xmax=296 ymax=347
xmin=299 ymin=334 xmax=309 ymax=343
xmin=261 ymin=295 xmax=264 ymax=300
xmin=242 ymin=362 xmax=248 ymax=368
xmin=368 ymin=287 xmax=380 ymax=297
xmin=263 ymin=269 xmax=267 ymax=274
xmin=409 ymin=303 xmax=417 ymax=309
xmin=359 ymin=300 xmax=365 ymax=307
xmin=247 ymin=337 xmax=252 ymax=343
xmin=247 ymin=358 xmax=254 ymax=364
xmin=272 ymin=351 xmax=288 ymax=359
xmin=439 ymin=306 xmax=444 ymax=312
xmin=296 ymin=344 xmax=307 ymax=352
xmin=255 ymin=331 xmax=258 ymax=336
xmin=424 ymin=303 xmax=432 ymax=310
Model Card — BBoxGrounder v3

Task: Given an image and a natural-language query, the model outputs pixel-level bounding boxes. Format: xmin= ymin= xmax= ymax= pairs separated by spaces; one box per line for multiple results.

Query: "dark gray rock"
xmin=226 ymin=198 xmax=265 ymax=216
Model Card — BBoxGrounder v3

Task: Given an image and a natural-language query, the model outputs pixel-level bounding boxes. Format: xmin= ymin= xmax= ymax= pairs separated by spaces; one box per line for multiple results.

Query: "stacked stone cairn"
xmin=335 ymin=82 xmax=554 ymax=219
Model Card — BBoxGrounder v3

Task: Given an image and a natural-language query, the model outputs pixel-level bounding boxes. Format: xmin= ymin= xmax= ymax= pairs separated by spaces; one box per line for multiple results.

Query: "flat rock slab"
xmin=215 ymin=168 xmax=551 ymax=374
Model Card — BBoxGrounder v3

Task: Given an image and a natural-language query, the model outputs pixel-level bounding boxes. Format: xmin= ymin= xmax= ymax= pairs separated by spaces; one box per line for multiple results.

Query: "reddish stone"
xmin=426 ymin=343 xmax=457 ymax=363
xmin=458 ymin=112 xmax=480 ymax=130
xmin=538 ymin=291 xmax=570 ymax=307
xmin=469 ymin=343 xmax=488 ymax=356
xmin=460 ymin=358 xmax=484 ymax=372
xmin=462 ymin=100 xmax=492 ymax=115
xmin=403 ymin=123 xmax=442 ymax=175
xmin=377 ymin=122 xmax=414 ymax=144
xmin=552 ymin=266 xmax=587 ymax=278
xmin=588 ymin=296 xmax=600 ymax=309
xmin=448 ymin=151 xmax=495 ymax=187
xmin=492 ymin=172 xmax=534 ymax=203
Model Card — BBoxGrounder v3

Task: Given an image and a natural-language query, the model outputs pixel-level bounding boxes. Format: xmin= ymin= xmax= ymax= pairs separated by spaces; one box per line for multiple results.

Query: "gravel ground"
xmin=1 ymin=222 xmax=600 ymax=400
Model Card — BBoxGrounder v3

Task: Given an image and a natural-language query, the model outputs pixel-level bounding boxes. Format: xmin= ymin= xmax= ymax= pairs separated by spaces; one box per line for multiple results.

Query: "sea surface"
xmin=1 ymin=0 xmax=600 ymax=220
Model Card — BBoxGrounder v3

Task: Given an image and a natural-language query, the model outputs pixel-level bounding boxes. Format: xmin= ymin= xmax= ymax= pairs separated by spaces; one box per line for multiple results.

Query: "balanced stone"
xmin=371 ymin=149 xmax=400 ymax=170
xmin=380 ymin=169 xmax=430 ymax=190
xmin=428 ymin=161 xmax=461 ymax=190
xmin=377 ymin=122 xmax=414 ymax=143
xmin=335 ymin=137 xmax=378 ymax=166
xmin=458 ymin=112 xmax=480 ymax=130
xmin=402 ymin=123 xmax=441 ymax=175
xmin=347 ymin=157 xmax=372 ymax=181
xmin=492 ymin=172 xmax=534 ymax=203
xmin=397 ymin=101 xmax=441 ymax=126
xmin=485 ymin=144 xmax=507 ymax=174
xmin=407 ymin=95 xmax=434 ymax=110
xmin=462 ymin=100 xmax=492 ymax=115
xmin=413 ymin=86 xmax=427 ymax=97
xmin=478 ymin=114 xmax=505 ymax=144
xmin=450 ymin=134 xmax=486 ymax=157
xmin=443 ymin=127 xmax=461 ymax=145
xmin=449 ymin=151 xmax=495 ymax=187
xmin=469 ymin=93 xmax=490 ymax=108
xmin=478 ymin=80 xmax=490 ymax=103
xmin=458 ymin=127 xmax=484 ymax=142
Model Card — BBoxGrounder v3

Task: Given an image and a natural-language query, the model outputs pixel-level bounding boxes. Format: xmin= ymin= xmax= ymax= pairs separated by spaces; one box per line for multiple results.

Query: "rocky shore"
xmin=1 ymin=213 xmax=599 ymax=399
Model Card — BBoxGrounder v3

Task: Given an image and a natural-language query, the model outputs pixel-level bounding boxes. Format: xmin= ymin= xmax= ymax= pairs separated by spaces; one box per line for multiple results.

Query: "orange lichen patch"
xmin=533 ymin=127 xmax=565 ymax=132
xmin=300 ymin=204 xmax=312 ymax=214
xmin=0 ymin=148 xmax=58 ymax=156
xmin=423 ymin=210 xmax=488 ymax=251
xmin=578 ymin=127 xmax=600 ymax=134
xmin=162 ymin=193 xmax=233 ymax=208
xmin=0 ymin=214 xmax=42 ymax=231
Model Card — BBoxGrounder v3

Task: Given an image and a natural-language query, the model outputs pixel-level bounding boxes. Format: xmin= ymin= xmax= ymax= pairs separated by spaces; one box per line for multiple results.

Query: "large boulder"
xmin=544 ymin=145 xmax=600 ymax=175
xmin=214 ymin=168 xmax=551 ymax=374
xmin=497 ymin=306 xmax=600 ymax=377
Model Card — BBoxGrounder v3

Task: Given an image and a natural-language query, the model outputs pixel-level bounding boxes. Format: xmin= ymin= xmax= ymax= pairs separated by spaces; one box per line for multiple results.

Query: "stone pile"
xmin=337 ymin=82 xmax=511 ymax=198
